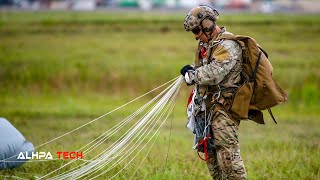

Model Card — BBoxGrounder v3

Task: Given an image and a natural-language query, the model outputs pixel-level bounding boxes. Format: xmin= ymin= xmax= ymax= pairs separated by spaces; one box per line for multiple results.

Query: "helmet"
xmin=184 ymin=5 xmax=219 ymax=33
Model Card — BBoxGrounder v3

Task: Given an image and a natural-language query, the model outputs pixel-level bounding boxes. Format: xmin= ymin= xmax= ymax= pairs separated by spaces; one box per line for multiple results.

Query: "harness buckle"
xmin=212 ymin=85 xmax=221 ymax=101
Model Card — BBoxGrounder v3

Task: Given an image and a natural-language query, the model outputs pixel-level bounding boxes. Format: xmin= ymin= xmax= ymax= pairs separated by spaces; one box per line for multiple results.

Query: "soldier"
xmin=181 ymin=5 xmax=247 ymax=179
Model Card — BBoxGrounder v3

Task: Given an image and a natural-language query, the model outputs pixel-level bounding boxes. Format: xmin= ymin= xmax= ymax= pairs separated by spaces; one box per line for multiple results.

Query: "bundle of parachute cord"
xmin=1 ymin=76 xmax=183 ymax=180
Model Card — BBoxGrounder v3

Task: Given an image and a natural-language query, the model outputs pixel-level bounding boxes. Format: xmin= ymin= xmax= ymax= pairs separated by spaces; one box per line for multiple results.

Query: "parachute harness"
xmin=197 ymin=134 xmax=211 ymax=161
xmin=192 ymin=88 xmax=217 ymax=162
xmin=197 ymin=107 xmax=212 ymax=161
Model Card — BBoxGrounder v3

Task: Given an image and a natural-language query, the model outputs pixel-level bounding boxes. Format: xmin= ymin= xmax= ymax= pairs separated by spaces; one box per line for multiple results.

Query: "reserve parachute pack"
xmin=216 ymin=34 xmax=288 ymax=124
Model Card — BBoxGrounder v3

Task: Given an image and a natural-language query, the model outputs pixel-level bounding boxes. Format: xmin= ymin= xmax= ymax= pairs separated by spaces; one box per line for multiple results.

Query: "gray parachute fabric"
xmin=0 ymin=117 xmax=34 ymax=169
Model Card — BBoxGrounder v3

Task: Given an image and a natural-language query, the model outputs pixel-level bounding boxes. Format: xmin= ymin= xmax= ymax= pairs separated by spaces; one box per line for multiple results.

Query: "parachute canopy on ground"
xmin=0 ymin=118 xmax=34 ymax=169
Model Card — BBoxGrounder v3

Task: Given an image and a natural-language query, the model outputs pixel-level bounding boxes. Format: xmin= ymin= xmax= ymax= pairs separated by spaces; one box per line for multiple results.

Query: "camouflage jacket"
xmin=193 ymin=27 xmax=242 ymax=109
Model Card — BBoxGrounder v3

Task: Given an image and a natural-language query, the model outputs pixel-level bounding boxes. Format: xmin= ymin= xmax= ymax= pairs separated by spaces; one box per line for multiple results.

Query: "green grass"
xmin=0 ymin=11 xmax=319 ymax=179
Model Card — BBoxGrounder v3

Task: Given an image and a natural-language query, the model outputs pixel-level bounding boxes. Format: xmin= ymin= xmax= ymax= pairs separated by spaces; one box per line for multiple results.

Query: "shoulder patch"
xmin=212 ymin=43 xmax=230 ymax=63
xmin=212 ymin=40 xmax=241 ymax=63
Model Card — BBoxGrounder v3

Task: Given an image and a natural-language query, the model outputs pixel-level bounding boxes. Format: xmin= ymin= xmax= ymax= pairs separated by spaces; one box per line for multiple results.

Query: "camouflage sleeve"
xmin=194 ymin=40 xmax=242 ymax=85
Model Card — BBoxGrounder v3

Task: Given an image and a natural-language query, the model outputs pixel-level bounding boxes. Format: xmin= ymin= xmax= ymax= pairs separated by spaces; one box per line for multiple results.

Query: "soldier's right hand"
xmin=180 ymin=65 xmax=195 ymax=85
xmin=180 ymin=65 xmax=194 ymax=76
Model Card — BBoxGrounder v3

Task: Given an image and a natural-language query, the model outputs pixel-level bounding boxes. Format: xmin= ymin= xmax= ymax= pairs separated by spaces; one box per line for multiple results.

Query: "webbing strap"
xmin=251 ymin=50 xmax=262 ymax=81
xmin=268 ymin=108 xmax=277 ymax=124
xmin=197 ymin=135 xmax=211 ymax=161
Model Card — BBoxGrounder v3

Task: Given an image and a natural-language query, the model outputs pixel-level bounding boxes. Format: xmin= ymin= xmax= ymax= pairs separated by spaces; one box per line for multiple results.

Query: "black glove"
xmin=180 ymin=65 xmax=195 ymax=85
xmin=180 ymin=65 xmax=194 ymax=76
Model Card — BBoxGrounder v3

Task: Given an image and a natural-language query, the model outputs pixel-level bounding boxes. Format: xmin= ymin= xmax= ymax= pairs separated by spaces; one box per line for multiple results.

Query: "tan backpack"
xmin=216 ymin=34 xmax=288 ymax=124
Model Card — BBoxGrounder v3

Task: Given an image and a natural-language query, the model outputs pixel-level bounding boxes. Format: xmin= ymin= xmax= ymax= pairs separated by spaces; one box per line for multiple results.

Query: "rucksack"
xmin=216 ymin=34 xmax=288 ymax=124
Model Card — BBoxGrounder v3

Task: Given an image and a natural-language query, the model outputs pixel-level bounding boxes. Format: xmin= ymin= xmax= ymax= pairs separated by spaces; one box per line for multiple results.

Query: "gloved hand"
xmin=180 ymin=65 xmax=195 ymax=85
xmin=180 ymin=65 xmax=194 ymax=76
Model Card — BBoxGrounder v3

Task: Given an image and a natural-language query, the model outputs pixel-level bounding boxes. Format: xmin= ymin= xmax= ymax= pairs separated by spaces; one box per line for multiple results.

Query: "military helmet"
xmin=184 ymin=5 xmax=219 ymax=33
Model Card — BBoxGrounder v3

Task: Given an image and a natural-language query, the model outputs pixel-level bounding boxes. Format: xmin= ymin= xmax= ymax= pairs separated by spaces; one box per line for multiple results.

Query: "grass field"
xmin=0 ymin=11 xmax=320 ymax=179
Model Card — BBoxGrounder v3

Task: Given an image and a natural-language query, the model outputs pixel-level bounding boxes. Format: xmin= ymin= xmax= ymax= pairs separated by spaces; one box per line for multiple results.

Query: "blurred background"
xmin=0 ymin=0 xmax=319 ymax=179
xmin=0 ymin=0 xmax=319 ymax=13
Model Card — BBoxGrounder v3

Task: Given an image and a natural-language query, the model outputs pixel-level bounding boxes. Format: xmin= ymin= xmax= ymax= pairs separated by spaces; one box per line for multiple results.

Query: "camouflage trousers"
xmin=206 ymin=110 xmax=247 ymax=180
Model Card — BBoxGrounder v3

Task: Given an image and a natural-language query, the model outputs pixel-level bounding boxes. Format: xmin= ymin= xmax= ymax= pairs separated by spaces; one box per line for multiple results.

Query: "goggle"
xmin=191 ymin=27 xmax=201 ymax=34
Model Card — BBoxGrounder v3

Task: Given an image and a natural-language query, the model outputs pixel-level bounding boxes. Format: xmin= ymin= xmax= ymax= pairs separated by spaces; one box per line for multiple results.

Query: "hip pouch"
xmin=230 ymin=82 xmax=254 ymax=119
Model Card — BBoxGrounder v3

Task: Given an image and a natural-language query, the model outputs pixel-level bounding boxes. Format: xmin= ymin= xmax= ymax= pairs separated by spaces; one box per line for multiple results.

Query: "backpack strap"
xmin=215 ymin=33 xmax=237 ymax=41
xmin=268 ymin=108 xmax=277 ymax=124
xmin=251 ymin=50 xmax=262 ymax=81
xmin=194 ymin=42 xmax=203 ymax=68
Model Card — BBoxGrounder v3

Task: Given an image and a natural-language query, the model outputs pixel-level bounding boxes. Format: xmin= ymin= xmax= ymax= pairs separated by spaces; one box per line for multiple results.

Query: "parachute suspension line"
xmin=74 ymin=96 xmax=173 ymax=179
xmin=50 ymin=79 xmax=180 ymax=180
xmin=97 ymin=77 xmax=182 ymax=180
xmin=36 ymin=76 xmax=180 ymax=149
xmin=3 ymin=77 xmax=182 ymax=179
xmin=39 ymin=78 xmax=178 ymax=180
xmin=79 ymin=77 xmax=183 ymax=180
xmin=1 ymin=77 xmax=180 ymax=164
xmin=113 ymin=77 xmax=179 ymax=178
xmin=39 ymin=76 xmax=183 ymax=180
xmin=41 ymin=77 xmax=181 ymax=180
xmin=51 ymin=87 xmax=173 ymax=178
xmin=83 ymin=77 xmax=178 ymax=155
xmin=128 ymin=126 xmax=162 ymax=180
xmin=160 ymin=92 xmax=175 ymax=180
xmin=124 ymin=92 xmax=179 ymax=180
xmin=78 ymin=78 xmax=178 ymax=161
xmin=75 ymin=77 xmax=181 ymax=180
xmin=91 ymin=77 xmax=181 ymax=179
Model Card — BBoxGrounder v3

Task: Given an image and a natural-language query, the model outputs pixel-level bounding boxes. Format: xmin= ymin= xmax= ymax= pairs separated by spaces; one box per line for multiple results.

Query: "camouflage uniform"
xmin=193 ymin=27 xmax=247 ymax=180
